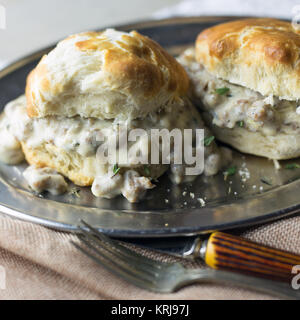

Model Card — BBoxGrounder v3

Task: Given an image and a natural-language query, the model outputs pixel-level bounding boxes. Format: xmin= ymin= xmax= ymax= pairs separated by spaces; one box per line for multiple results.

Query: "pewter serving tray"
xmin=0 ymin=16 xmax=299 ymax=237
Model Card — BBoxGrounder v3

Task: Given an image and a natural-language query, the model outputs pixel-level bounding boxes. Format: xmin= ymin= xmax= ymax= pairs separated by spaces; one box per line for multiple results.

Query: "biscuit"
xmin=26 ymin=29 xmax=189 ymax=121
xmin=196 ymin=18 xmax=300 ymax=100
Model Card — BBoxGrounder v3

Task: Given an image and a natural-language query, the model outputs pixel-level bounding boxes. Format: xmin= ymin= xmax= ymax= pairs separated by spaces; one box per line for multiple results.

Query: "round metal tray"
xmin=0 ymin=16 xmax=299 ymax=237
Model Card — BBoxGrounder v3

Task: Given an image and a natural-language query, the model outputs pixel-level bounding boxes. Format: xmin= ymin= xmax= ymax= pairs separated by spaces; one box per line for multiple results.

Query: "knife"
xmin=121 ymin=232 xmax=300 ymax=283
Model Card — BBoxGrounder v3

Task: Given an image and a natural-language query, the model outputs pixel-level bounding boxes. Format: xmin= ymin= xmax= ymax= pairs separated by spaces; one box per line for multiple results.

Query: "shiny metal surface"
xmin=0 ymin=16 xmax=299 ymax=237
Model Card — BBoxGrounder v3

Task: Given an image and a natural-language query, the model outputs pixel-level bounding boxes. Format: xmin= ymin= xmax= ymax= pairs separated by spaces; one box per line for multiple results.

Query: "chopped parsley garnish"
xmin=204 ymin=136 xmax=215 ymax=147
xmin=260 ymin=178 xmax=272 ymax=186
xmin=215 ymin=87 xmax=230 ymax=95
xmin=285 ymin=163 xmax=300 ymax=170
xmin=112 ymin=164 xmax=120 ymax=176
xmin=223 ymin=166 xmax=237 ymax=179
xmin=238 ymin=121 xmax=244 ymax=127
xmin=69 ymin=188 xmax=81 ymax=198
xmin=144 ymin=165 xmax=151 ymax=175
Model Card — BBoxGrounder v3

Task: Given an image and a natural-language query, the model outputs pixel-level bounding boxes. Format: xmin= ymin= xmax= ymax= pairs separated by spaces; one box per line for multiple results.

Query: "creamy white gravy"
xmin=178 ymin=48 xmax=300 ymax=137
xmin=0 ymin=95 xmax=225 ymax=201
xmin=23 ymin=165 xmax=68 ymax=195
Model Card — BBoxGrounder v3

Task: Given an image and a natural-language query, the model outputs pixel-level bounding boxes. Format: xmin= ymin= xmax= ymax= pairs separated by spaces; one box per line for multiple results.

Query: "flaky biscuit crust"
xmin=26 ymin=29 xmax=189 ymax=120
xmin=196 ymin=18 xmax=300 ymax=100
xmin=21 ymin=142 xmax=95 ymax=186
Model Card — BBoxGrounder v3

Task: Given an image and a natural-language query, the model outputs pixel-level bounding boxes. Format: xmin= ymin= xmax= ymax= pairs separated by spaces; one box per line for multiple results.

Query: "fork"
xmin=71 ymin=220 xmax=300 ymax=299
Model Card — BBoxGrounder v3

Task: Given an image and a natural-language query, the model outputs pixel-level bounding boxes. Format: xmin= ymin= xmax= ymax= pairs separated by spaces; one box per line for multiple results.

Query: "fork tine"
xmin=77 ymin=231 xmax=160 ymax=282
xmin=70 ymin=240 xmax=157 ymax=291
xmin=79 ymin=220 xmax=166 ymax=269
xmin=77 ymin=234 xmax=154 ymax=282
xmin=77 ymin=226 xmax=160 ymax=275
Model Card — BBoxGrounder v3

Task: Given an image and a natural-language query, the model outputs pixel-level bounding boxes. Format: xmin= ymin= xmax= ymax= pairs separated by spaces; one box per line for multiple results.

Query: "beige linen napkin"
xmin=0 ymin=213 xmax=299 ymax=300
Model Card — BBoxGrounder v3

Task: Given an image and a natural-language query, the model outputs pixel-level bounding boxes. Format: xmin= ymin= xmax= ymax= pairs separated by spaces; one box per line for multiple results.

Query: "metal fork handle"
xmin=181 ymin=268 xmax=300 ymax=299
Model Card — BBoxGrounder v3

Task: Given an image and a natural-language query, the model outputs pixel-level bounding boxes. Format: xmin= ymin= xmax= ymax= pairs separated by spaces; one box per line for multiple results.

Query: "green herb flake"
xmin=144 ymin=166 xmax=151 ymax=176
xmin=285 ymin=163 xmax=300 ymax=170
xmin=112 ymin=164 xmax=120 ymax=176
xmin=223 ymin=166 xmax=237 ymax=179
xmin=238 ymin=121 xmax=244 ymax=127
xmin=260 ymin=178 xmax=272 ymax=186
xmin=215 ymin=87 xmax=230 ymax=95
xmin=204 ymin=136 xmax=215 ymax=147
xmin=69 ymin=188 xmax=81 ymax=198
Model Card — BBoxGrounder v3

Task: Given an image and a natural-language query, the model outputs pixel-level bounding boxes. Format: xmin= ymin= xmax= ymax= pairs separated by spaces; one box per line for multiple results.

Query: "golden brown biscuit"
xmin=196 ymin=18 xmax=300 ymax=100
xmin=26 ymin=29 xmax=189 ymax=121
xmin=0 ymin=25 xmax=226 ymax=202
xmin=21 ymin=142 xmax=95 ymax=186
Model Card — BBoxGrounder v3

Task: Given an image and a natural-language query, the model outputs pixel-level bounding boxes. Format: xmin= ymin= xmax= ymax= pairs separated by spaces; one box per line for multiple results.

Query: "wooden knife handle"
xmin=204 ymin=232 xmax=300 ymax=283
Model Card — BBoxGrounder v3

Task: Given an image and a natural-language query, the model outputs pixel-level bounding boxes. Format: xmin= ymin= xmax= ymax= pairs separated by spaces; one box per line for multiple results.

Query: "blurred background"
xmin=0 ymin=0 xmax=298 ymax=69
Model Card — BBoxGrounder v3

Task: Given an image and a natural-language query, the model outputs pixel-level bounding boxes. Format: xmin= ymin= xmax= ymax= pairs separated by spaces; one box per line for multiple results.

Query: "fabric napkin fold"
xmin=0 ymin=213 xmax=299 ymax=299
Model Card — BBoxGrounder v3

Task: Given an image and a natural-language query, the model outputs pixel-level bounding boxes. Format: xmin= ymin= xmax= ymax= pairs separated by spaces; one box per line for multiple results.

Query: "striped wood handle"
xmin=204 ymin=232 xmax=300 ymax=282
